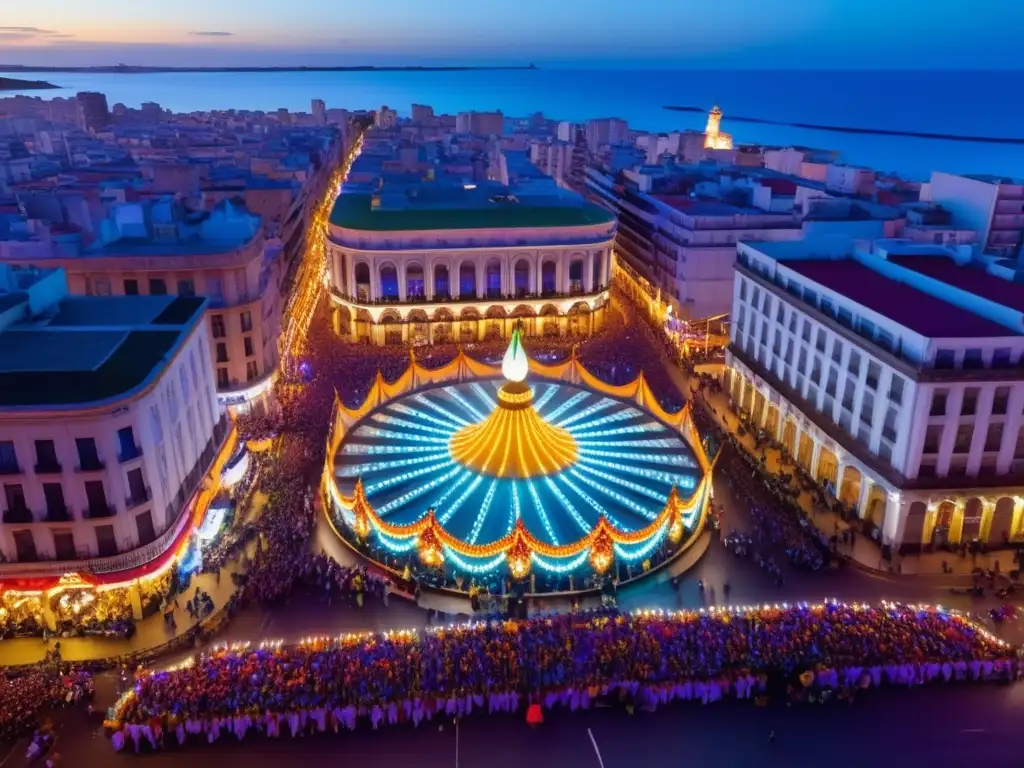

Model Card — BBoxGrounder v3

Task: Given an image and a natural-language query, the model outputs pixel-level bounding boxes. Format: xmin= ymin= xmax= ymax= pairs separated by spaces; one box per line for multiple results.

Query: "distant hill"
xmin=0 ymin=76 xmax=59 ymax=91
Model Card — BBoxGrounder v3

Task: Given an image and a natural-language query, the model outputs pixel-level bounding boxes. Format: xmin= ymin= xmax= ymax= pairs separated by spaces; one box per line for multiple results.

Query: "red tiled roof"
xmin=784 ymin=259 xmax=1021 ymax=338
xmin=889 ymin=256 xmax=1024 ymax=314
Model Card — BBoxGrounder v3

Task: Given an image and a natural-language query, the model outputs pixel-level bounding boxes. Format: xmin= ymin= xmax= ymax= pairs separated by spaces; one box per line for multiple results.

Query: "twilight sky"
xmin=2 ymin=0 xmax=1022 ymax=68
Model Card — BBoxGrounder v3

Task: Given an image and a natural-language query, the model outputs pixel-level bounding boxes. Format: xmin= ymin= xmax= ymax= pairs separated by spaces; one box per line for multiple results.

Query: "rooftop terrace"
xmin=0 ymin=295 xmax=206 ymax=409
xmin=889 ymin=255 xmax=1024 ymax=314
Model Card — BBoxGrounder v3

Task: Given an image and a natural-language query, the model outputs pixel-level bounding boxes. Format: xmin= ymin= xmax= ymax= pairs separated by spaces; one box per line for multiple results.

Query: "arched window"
xmin=514 ymin=260 xmax=531 ymax=298
xmin=485 ymin=259 xmax=502 ymax=298
xmin=569 ymin=259 xmax=584 ymax=293
xmin=354 ymin=262 xmax=371 ymax=301
xmin=406 ymin=263 xmax=424 ymax=298
xmin=592 ymin=253 xmax=602 ymax=291
xmin=434 ymin=264 xmax=450 ymax=298
xmin=459 ymin=262 xmax=477 ymax=298
xmin=541 ymin=261 xmax=557 ymax=295
xmin=380 ymin=264 xmax=399 ymax=299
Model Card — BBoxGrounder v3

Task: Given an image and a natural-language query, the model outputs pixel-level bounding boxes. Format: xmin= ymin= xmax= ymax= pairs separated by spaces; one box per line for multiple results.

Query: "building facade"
xmin=927 ymin=172 xmax=1024 ymax=258
xmin=325 ymin=186 xmax=617 ymax=344
xmin=726 ymin=238 xmax=1024 ymax=552
xmin=0 ymin=267 xmax=227 ymax=565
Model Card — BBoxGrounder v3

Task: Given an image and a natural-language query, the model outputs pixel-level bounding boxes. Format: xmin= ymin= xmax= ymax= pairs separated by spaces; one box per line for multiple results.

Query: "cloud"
xmin=189 ymin=31 xmax=234 ymax=37
xmin=0 ymin=26 xmax=58 ymax=34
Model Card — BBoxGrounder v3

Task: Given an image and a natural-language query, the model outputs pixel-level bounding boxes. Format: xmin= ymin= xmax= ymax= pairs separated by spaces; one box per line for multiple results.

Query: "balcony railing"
xmin=118 ymin=445 xmax=144 ymax=463
xmin=125 ymin=488 xmax=152 ymax=510
xmin=75 ymin=458 xmax=105 ymax=473
xmin=337 ymin=285 xmax=608 ymax=309
xmin=3 ymin=507 xmax=34 ymax=524
xmin=34 ymin=460 xmax=62 ymax=474
xmin=86 ymin=503 xmax=116 ymax=520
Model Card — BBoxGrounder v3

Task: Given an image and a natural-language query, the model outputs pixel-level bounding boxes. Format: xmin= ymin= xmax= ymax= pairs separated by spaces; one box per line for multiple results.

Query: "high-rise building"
xmin=375 ymin=105 xmax=398 ymax=130
xmin=455 ymin=111 xmax=504 ymax=137
xmin=585 ymin=118 xmax=628 ymax=153
xmin=75 ymin=92 xmax=110 ymax=133
xmin=311 ymin=99 xmax=327 ymax=126
xmin=411 ymin=104 xmax=434 ymax=124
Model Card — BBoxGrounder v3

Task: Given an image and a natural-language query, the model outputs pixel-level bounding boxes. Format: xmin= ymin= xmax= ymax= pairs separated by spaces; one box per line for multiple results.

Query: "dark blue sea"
xmin=8 ymin=69 xmax=1024 ymax=179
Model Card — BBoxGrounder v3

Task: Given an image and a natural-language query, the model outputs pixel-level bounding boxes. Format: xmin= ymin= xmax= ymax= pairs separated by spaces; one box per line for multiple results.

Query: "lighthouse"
xmin=704 ymin=105 xmax=734 ymax=150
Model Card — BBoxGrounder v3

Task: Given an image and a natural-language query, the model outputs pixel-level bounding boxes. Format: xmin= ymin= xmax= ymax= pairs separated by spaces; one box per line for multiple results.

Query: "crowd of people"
xmin=112 ymin=602 xmax=1013 ymax=751
xmin=0 ymin=668 xmax=93 ymax=745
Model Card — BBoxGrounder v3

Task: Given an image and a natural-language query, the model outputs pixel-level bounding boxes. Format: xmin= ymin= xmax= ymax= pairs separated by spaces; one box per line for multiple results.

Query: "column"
xmin=949 ymin=500 xmax=966 ymax=544
xmin=979 ymin=499 xmax=995 ymax=543
xmin=810 ymin=440 xmax=823 ymax=480
xmin=398 ymin=267 xmax=407 ymax=302
xmin=584 ymin=252 xmax=595 ymax=293
xmin=128 ymin=582 xmax=144 ymax=620
xmin=836 ymin=460 xmax=848 ymax=499
xmin=882 ymin=494 xmax=909 ymax=547
xmin=857 ymin=478 xmax=872 ymax=518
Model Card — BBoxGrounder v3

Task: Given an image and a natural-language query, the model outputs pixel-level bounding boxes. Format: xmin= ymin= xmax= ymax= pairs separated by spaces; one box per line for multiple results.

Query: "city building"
xmin=703 ymin=106 xmax=733 ymax=151
xmin=926 ymin=172 xmax=1024 ymax=258
xmin=585 ymin=118 xmax=628 ymax=153
xmin=411 ymin=104 xmax=435 ymax=124
xmin=726 ymin=237 xmax=1024 ymax=551
xmin=325 ymin=180 xmax=616 ymax=344
xmin=455 ymin=111 xmax=504 ymax=137
xmin=75 ymin=92 xmax=110 ymax=134
xmin=0 ymin=265 xmax=227 ymax=565
xmin=529 ymin=138 xmax=575 ymax=186
xmin=0 ymin=198 xmax=280 ymax=408
xmin=311 ymin=99 xmax=327 ymax=126
xmin=375 ymin=106 xmax=398 ymax=130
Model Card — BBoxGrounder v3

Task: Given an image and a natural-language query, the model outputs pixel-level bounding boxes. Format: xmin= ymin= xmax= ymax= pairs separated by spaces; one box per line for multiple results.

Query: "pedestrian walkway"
xmin=688 ymin=373 xmax=1017 ymax=579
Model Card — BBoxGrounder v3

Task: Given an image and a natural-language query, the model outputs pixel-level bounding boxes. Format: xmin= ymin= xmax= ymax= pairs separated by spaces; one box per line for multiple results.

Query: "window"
xmin=859 ymin=391 xmax=874 ymax=425
xmin=797 ymin=348 xmax=808 ymax=373
xmin=788 ymin=313 xmax=797 ymax=334
xmin=830 ymin=339 xmax=843 ymax=364
xmin=126 ymin=467 xmax=148 ymax=504
xmin=739 ymin=279 xmax=747 ymax=301
xmin=4 ymin=483 xmax=27 ymax=512
xmin=136 ymin=510 xmax=156 ymax=546
xmin=117 ymin=426 xmax=140 ymax=461
xmin=993 ymin=386 xmax=1010 ymax=415
xmin=930 ymin=389 xmax=948 ymax=417
xmin=923 ymin=425 xmax=943 ymax=453
xmin=94 ymin=278 xmax=111 ymax=296
xmin=866 ymin=361 xmax=881 ymax=390
xmin=12 ymin=530 xmax=38 ymax=562
xmin=240 ymin=311 xmax=253 ymax=333
xmin=123 ymin=279 xmax=139 ymax=295
xmin=34 ymin=440 xmax=59 ymax=473
xmin=811 ymin=356 xmax=822 ymax=383
xmin=43 ymin=483 xmax=67 ymax=519
xmin=243 ymin=336 xmax=255 ymax=357
xmin=216 ymin=343 xmax=229 ymax=363
xmin=963 ymin=349 xmax=984 ymax=370
xmin=177 ymin=278 xmax=195 ymax=297
xmin=888 ymin=375 xmax=904 ymax=405
xmin=217 ymin=368 xmax=230 ymax=388
xmin=836 ymin=307 xmax=854 ymax=329
xmin=801 ymin=320 xmax=811 ymax=343
xmin=206 ymin=276 xmax=224 ymax=303
xmin=1016 ymin=427 xmax=1024 ymax=459
xmin=953 ymin=425 xmax=973 ymax=453
xmin=148 ymin=278 xmax=168 ymax=295
xmin=842 ymin=379 xmax=856 ymax=412
xmin=246 ymin=360 xmax=259 ymax=381
xmin=985 ymin=423 xmax=1004 ymax=453
xmin=815 ymin=329 xmax=826 ymax=353
xmin=211 ymin=314 xmax=226 ymax=339
xmin=75 ymin=437 xmax=102 ymax=471
xmin=882 ymin=407 xmax=898 ymax=443
xmin=848 ymin=350 xmax=861 ymax=377
xmin=992 ymin=347 xmax=1013 ymax=368
xmin=826 ymin=367 xmax=838 ymax=397
xmin=934 ymin=348 xmax=956 ymax=369
xmin=96 ymin=525 xmax=118 ymax=557
xmin=0 ymin=441 xmax=18 ymax=473
xmin=961 ymin=388 xmax=979 ymax=416
xmin=53 ymin=531 xmax=76 ymax=560
xmin=84 ymin=480 xmax=108 ymax=516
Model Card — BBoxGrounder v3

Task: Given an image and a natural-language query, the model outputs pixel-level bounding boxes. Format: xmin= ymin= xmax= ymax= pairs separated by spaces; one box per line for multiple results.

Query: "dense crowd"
xmin=0 ymin=668 xmax=93 ymax=745
xmin=113 ymin=603 xmax=1013 ymax=751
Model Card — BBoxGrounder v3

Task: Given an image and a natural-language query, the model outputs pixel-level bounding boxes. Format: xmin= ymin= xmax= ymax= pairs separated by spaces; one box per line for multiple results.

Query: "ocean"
xmin=6 ymin=68 xmax=1024 ymax=179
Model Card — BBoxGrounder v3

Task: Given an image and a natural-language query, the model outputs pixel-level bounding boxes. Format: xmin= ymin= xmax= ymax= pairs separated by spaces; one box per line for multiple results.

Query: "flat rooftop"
xmin=0 ymin=295 xmax=206 ymax=409
xmin=783 ymin=259 xmax=1020 ymax=339
xmin=888 ymin=256 xmax=1024 ymax=314
xmin=330 ymin=192 xmax=615 ymax=232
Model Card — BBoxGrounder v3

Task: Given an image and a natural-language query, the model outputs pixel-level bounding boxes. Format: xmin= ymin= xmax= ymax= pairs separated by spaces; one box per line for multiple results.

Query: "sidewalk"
xmin=674 ymin=368 xmax=1017 ymax=579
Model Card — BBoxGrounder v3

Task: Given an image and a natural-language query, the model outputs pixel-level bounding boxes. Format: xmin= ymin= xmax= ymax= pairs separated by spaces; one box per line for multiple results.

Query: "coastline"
xmin=0 ymin=65 xmax=537 ymax=75
xmin=0 ymin=76 xmax=59 ymax=91
xmin=665 ymin=105 xmax=1024 ymax=145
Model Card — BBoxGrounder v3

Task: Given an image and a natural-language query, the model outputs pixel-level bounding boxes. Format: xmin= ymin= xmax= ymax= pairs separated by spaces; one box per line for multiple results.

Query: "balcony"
xmin=3 ymin=507 xmax=34 ymax=524
xmin=86 ymin=503 xmax=116 ymax=520
xmin=118 ymin=444 xmax=144 ymax=463
xmin=0 ymin=462 xmax=22 ymax=476
xmin=34 ymin=460 xmax=63 ymax=475
xmin=45 ymin=505 xmax=72 ymax=523
xmin=125 ymin=488 xmax=152 ymax=510
xmin=75 ymin=458 xmax=106 ymax=473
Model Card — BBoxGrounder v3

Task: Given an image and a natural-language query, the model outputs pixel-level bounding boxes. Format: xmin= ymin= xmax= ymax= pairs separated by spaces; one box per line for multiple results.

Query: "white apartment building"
xmin=0 ymin=198 xmax=279 ymax=410
xmin=0 ymin=266 xmax=227 ymax=565
xmin=927 ymin=172 xmax=1024 ymax=257
xmin=726 ymin=238 xmax=1024 ymax=552
xmin=374 ymin=106 xmax=398 ymax=130
xmin=326 ymin=182 xmax=616 ymax=344
xmin=529 ymin=139 xmax=574 ymax=186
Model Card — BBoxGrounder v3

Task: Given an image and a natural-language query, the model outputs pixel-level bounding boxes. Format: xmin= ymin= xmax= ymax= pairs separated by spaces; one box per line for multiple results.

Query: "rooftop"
xmin=888 ymin=256 xmax=1024 ymax=314
xmin=330 ymin=189 xmax=615 ymax=232
xmin=783 ymin=259 xmax=1020 ymax=339
xmin=0 ymin=295 xmax=206 ymax=409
